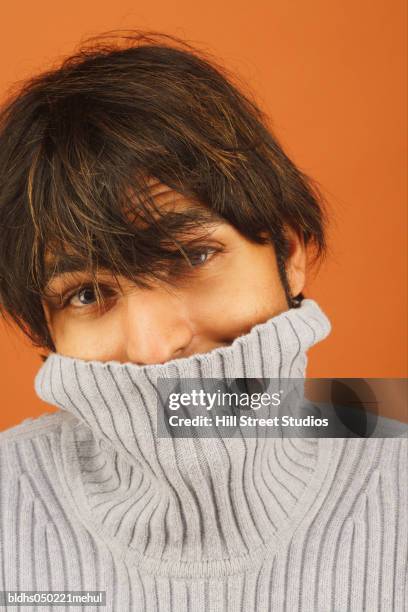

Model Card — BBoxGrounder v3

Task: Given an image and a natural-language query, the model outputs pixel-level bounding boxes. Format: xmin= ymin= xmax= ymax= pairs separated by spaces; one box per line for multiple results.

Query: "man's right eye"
xmin=69 ymin=286 xmax=98 ymax=307
xmin=61 ymin=284 xmax=116 ymax=309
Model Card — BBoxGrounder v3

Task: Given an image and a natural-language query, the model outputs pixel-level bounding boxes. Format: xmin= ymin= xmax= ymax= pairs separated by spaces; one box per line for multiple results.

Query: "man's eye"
xmin=185 ymin=247 xmax=218 ymax=267
xmin=62 ymin=285 xmax=114 ymax=309
xmin=70 ymin=287 xmax=97 ymax=307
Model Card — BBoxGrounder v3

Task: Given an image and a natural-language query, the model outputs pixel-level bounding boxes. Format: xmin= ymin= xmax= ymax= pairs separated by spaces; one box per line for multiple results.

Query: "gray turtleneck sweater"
xmin=0 ymin=299 xmax=406 ymax=611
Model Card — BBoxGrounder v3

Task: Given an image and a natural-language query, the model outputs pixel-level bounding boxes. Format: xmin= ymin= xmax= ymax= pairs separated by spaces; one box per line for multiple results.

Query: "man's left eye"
xmin=187 ymin=248 xmax=217 ymax=267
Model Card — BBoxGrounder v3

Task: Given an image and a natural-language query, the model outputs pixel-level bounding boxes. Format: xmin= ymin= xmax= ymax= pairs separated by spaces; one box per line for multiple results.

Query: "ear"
xmin=284 ymin=226 xmax=307 ymax=297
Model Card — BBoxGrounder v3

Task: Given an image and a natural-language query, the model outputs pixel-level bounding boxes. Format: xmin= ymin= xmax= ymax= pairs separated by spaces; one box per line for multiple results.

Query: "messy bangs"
xmin=37 ymin=172 xmax=229 ymax=298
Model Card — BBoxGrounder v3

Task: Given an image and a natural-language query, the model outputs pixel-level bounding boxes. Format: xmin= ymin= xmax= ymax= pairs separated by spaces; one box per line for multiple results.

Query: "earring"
xmin=291 ymin=296 xmax=301 ymax=308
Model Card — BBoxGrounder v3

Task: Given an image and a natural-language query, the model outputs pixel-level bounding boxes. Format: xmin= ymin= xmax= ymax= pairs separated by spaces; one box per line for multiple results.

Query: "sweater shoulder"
xmin=0 ymin=411 xmax=66 ymax=496
xmin=0 ymin=411 xmax=71 ymax=534
xmin=0 ymin=410 xmax=64 ymax=444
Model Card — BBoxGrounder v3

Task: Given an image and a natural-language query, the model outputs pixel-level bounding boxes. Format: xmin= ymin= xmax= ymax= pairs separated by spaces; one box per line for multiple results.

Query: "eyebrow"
xmin=42 ymin=255 xmax=98 ymax=294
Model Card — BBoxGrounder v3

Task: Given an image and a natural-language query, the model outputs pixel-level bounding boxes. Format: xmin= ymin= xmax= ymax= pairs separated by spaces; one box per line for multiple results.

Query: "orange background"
xmin=0 ymin=0 xmax=406 ymax=430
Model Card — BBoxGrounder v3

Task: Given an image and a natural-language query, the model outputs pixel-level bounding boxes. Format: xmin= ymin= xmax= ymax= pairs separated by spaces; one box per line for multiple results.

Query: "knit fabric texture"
xmin=0 ymin=298 xmax=406 ymax=611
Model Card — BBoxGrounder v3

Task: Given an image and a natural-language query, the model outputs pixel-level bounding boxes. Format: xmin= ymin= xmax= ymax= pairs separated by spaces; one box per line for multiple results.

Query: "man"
xmin=0 ymin=32 xmax=406 ymax=611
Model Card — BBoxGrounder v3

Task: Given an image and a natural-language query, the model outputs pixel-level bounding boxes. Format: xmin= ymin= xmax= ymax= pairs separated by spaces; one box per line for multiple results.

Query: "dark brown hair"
xmin=0 ymin=31 xmax=328 ymax=354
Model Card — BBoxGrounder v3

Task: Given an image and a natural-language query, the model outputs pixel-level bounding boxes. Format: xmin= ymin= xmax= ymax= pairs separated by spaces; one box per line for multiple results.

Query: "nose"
xmin=123 ymin=288 xmax=195 ymax=365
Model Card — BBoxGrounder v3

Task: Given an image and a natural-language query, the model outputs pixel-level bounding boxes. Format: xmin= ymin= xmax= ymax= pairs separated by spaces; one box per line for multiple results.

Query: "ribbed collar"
xmin=34 ymin=299 xmax=335 ymax=577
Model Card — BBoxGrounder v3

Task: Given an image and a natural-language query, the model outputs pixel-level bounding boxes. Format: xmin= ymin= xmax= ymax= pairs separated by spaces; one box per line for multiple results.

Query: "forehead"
xmin=137 ymin=178 xmax=187 ymax=207
xmin=123 ymin=177 xmax=208 ymax=219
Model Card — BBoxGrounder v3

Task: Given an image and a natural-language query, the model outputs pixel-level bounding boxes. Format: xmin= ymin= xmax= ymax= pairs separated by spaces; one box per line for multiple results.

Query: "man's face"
xmin=42 ymin=181 xmax=306 ymax=364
